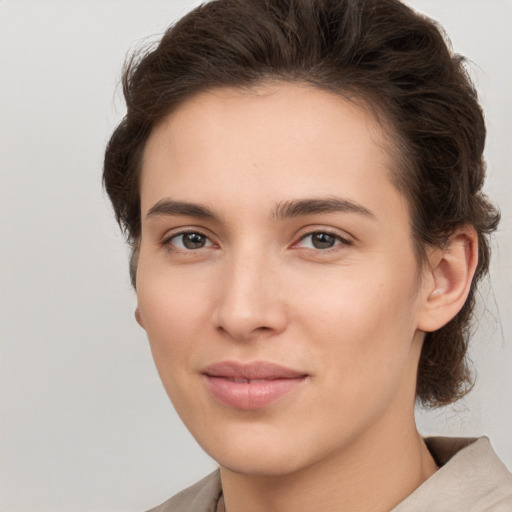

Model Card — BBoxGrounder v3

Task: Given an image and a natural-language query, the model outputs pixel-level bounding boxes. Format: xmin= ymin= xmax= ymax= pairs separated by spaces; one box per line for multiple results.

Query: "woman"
xmin=103 ymin=0 xmax=512 ymax=510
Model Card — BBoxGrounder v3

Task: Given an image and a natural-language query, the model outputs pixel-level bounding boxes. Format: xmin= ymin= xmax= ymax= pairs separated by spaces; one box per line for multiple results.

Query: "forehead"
xmin=140 ymin=83 xmax=405 ymax=220
xmin=144 ymin=83 xmax=394 ymax=158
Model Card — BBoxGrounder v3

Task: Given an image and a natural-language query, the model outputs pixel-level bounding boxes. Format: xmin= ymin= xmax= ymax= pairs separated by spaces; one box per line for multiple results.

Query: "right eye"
xmin=164 ymin=231 xmax=213 ymax=251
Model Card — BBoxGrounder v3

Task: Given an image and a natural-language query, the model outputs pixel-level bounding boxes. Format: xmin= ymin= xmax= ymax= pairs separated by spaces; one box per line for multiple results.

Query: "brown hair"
xmin=103 ymin=0 xmax=499 ymax=407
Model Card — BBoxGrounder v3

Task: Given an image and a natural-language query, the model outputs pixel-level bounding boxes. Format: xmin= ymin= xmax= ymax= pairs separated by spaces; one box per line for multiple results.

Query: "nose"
xmin=213 ymin=250 xmax=288 ymax=342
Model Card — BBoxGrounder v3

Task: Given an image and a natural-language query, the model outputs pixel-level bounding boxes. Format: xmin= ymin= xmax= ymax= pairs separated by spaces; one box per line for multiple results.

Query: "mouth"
xmin=202 ymin=361 xmax=309 ymax=410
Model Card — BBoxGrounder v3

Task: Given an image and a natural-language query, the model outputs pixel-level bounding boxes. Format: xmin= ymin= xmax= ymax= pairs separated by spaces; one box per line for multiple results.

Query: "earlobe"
xmin=418 ymin=227 xmax=478 ymax=333
xmin=135 ymin=306 xmax=146 ymax=329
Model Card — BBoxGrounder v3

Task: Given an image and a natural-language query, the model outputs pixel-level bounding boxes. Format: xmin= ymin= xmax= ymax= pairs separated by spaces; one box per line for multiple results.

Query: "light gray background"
xmin=1 ymin=1 xmax=511 ymax=511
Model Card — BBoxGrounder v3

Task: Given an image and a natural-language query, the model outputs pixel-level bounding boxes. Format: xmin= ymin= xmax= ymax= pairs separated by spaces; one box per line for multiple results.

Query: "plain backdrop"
xmin=1 ymin=1 xmax=511 ymax=511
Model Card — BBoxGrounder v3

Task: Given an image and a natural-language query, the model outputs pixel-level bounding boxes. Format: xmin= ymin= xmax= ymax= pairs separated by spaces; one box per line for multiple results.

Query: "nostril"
xmin=215 ymin=322 xmax=277 ymax=341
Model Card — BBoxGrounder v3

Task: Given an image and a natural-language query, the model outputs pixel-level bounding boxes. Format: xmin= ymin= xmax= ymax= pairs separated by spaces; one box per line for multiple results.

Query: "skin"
xmin=135 ymin=83 xmax=477 ymax=512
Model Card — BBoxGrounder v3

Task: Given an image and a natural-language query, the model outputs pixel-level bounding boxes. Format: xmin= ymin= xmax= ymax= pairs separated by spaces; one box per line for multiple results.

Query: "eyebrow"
xmin=146 ymin=199 xmax=219 ymax=221
xmin=145 ymin=196 xmax=375 ymax=222
xmin=272 ymin=197 xmax=375 ymax=219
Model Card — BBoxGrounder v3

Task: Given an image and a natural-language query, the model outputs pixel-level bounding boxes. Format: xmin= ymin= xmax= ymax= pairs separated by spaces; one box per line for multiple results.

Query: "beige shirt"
xmin=146 ymin=437 xmax=512 ymax=512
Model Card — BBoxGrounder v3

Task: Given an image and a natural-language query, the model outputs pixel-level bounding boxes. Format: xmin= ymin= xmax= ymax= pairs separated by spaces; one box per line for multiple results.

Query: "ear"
xmin=135 ymin=306 xmax=146 ymax=330
xmin=417 ymin=227 xmax=478 ymax=333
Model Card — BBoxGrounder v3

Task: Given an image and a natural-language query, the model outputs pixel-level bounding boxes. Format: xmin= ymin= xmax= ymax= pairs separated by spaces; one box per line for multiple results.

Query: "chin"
xmin=193 ymin=421 xmax=330 ymax=478
xmin=216 ymin=451 xmax=307 ymax=477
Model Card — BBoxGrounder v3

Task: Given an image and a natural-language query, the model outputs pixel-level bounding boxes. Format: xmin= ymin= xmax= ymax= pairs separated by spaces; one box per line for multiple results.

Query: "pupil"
xmin=312 ymin=233 xmax=335 ymax=249
xmin=183 ymin=233 xmax=205 ymax=249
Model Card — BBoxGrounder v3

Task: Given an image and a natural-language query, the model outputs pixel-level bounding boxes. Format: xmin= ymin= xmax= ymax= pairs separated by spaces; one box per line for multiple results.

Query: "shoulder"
xmin=145 ymin=470 xmax=222 ymax=512
xmin=393 ymin=437 xmax=512 ymax=511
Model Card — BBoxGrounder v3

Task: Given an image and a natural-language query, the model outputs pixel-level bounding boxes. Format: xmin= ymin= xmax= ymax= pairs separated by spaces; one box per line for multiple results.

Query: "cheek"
xmin=299 ymin=265 xmax=418 ymax=335
xmin=295 ymin=262 xmax=421 ymax=382
xmin=136 ymin=264 xmax=216 ymax=370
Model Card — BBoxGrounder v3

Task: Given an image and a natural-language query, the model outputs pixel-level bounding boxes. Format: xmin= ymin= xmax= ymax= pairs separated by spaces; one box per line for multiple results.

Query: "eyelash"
xmin=294 ymin=230 xmax=353 ymax=251
xmin=162 ymin=230 xmax=214 ymax=252
xmin=162 ymin=229 xmax=352 ymax=253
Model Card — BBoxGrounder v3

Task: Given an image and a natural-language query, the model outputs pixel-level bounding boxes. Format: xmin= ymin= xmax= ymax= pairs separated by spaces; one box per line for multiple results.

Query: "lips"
xmin=202 ymin=361 xmax=308 ymax=410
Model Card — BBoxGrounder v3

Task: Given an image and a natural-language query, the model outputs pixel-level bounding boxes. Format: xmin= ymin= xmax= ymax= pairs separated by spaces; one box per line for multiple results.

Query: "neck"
xmin=219 ymin=416 xmax=438 ymax=512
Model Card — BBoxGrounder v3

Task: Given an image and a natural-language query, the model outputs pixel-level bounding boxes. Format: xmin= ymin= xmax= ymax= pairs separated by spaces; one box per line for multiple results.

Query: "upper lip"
xmin=202 ymin=361 xmax=308 ymax=380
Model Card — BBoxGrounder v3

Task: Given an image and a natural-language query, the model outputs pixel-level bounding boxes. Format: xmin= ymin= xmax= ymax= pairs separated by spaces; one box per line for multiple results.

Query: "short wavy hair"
xmin=103 ymin=0 xmax=500 ymax=407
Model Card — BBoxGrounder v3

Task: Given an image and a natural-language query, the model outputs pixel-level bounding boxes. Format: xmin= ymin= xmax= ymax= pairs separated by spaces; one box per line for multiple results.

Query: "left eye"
xmin=167 ymin=232 xmax=213 ymax=250
xmin=297 ymin=232 xmax=347 ymax=250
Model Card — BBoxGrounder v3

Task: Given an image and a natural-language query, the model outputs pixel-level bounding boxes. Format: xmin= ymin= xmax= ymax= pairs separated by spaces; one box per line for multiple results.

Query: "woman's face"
xmin=136 ymin=84 xmax=431 ymax=476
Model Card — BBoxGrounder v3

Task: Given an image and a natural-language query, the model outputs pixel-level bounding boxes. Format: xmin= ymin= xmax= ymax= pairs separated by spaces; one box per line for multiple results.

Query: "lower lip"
xmin=204 ymin=375 xmax=307 ymax=410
